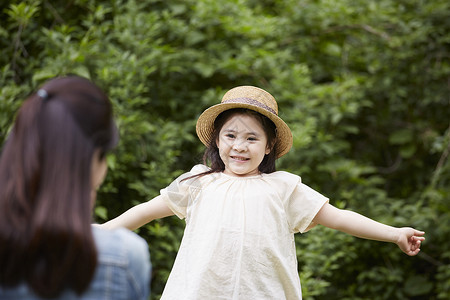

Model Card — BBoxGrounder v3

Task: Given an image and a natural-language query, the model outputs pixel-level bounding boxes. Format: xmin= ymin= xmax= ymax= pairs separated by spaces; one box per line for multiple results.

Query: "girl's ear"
xmin=266 ymin=138 xmax=278 ymax=155
xmin=265 ymin=142 xmax=274 ymax=155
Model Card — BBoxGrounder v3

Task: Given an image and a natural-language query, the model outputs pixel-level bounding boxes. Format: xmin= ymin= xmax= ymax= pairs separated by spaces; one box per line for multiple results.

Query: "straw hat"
xmin=196 ymin=86 xmax=293 ymax=158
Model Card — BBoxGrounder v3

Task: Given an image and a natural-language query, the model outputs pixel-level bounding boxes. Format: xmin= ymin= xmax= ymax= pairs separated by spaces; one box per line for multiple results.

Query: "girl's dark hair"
xmin=195 ymin=108 xmax=277 ymax=179
xmin=0 ymin=76 xmax=118 ymax=297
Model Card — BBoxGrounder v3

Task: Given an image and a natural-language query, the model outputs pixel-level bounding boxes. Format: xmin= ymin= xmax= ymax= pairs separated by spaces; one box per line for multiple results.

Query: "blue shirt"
xmin=0 ymin=226 xmax=151 ymax=300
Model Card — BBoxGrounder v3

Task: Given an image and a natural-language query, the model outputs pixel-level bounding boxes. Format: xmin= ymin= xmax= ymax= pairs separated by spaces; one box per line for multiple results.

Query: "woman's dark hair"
xmin=0 ymin=76 xmax=118 ymax=297
xmin=195 ymin=108 xmax=277 ymax=179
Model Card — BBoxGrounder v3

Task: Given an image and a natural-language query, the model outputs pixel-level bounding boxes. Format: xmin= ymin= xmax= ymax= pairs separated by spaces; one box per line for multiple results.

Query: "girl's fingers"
xmin=414 ymin=230 xmax=425 ymax=236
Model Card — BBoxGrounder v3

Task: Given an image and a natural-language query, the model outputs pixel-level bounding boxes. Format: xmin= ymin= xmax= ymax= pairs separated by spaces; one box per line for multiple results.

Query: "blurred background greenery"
xmin=1 ymin=0 xmax=448 ymax=299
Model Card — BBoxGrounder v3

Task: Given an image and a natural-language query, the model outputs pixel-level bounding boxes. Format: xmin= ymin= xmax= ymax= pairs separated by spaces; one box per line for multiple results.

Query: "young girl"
xmin=101 ymin=86 xmax=425 ymax=299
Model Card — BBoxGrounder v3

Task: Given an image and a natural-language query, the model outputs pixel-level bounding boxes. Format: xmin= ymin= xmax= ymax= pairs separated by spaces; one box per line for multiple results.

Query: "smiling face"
xmin=216 ymin=113 xmax=271 ymax=177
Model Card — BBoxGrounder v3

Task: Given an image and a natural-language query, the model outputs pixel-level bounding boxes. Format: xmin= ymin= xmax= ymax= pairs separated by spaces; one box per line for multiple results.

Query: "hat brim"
xmin=196 ymin=102 xmax=293 ymax=158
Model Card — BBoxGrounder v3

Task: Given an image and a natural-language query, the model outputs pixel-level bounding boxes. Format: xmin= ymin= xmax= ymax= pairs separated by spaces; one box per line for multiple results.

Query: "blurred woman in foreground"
xmin=0 ymin=76 xmax=151 ymax=300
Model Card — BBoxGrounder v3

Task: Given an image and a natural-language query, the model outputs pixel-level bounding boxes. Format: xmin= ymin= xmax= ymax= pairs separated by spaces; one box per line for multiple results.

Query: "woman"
xmin=0 ymin=76 xmax=151 ymax=299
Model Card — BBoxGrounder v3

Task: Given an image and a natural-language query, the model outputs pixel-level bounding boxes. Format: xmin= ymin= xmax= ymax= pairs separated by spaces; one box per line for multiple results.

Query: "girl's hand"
xmin=396 ymin=228 xmax=425 ymax=256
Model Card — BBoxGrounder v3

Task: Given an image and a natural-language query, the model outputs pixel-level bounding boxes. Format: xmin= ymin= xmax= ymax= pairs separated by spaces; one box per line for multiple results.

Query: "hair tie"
xmin=37 ymin=89 xmax=49 ymax=100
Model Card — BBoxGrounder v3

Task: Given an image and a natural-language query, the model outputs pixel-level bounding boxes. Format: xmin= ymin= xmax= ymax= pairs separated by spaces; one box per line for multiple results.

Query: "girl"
xmin=0 ymin=76 xmax=150 ymax=299
xmin=101 ymin=86 xmax=424 ymax=299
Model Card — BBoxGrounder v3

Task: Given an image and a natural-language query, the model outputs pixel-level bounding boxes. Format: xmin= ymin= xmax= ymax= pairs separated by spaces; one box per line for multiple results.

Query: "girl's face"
xmin=216 ymin=113 xmax=271 ymax=177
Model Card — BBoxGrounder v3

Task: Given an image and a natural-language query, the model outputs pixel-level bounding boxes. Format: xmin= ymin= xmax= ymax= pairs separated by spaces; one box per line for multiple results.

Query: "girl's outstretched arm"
xmin=100 ymin=195 xmax=174 ymax=231
xmin=312 ymin=203 xmax=425 ymax=256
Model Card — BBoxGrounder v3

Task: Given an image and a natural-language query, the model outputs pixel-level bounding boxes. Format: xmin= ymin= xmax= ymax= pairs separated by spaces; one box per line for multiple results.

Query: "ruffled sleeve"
xmin=160 ymin=164 xmax=210 ymax=219
xmin=275 ymin=171 xmax=329 ymax=233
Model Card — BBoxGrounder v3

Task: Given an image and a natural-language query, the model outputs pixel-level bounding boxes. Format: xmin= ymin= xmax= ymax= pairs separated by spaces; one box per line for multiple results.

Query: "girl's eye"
xmin=248 ymin=137 xmax=257 ymax=141
xmin=225 ymin=134 xmax=235 ymax=139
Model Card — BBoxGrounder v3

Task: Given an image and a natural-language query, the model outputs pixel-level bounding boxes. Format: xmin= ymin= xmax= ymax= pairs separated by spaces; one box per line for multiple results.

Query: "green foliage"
xmin=1 ymin=0 xmax=448 ymax=299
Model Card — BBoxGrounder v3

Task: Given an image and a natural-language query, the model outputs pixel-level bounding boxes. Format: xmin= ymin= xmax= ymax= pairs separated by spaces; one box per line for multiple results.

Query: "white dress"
xmin=160 ymin=164 xmax=328 ymax=300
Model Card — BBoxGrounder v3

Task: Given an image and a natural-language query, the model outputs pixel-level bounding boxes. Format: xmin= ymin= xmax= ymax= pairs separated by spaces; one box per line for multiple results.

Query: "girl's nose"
xmin=232 ymin=139 xmax=247 ymax=152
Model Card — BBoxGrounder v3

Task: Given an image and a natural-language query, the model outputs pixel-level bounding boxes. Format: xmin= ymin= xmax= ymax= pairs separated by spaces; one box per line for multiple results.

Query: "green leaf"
xmin=389 ymin=129 xmax=414 ymax=145
xmin=403 ymin=275 xmax=433 ymax=296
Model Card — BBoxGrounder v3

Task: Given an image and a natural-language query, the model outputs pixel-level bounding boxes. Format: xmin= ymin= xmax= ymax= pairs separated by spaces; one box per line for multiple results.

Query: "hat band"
xmin=222 ymin=98 xmax=277 ymax=116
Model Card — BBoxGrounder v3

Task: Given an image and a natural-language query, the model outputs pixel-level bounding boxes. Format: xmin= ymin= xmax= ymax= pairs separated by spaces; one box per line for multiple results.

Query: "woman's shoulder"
xmin=92 ymin=225 xmax=146 ymax=242
xmin=92 ymin=226 xmax=149 ymax=262
xmin=91 ymin=226 xmax=151 ymax=298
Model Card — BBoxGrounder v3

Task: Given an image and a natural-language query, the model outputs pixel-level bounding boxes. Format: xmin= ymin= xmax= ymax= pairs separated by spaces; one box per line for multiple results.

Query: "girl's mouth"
xmin=231 ymin=156 xmax=249 ymax=161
